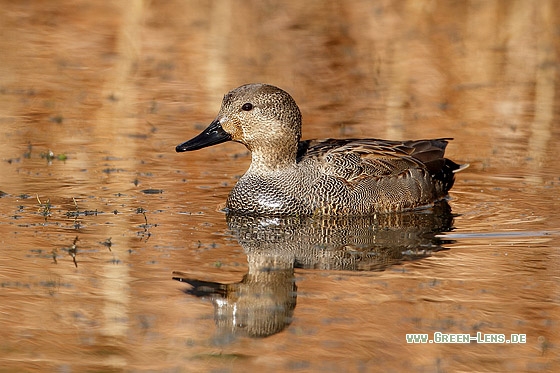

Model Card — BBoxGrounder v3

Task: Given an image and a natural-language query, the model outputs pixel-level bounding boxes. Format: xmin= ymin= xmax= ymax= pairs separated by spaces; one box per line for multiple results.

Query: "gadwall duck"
xmin=176 ymin=83 xmax=466 ymax=215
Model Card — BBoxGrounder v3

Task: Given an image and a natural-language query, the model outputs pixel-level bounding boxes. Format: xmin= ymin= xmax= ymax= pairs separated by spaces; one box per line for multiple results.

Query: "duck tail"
xmin=433 ymin=159 xmax=468 ymax=197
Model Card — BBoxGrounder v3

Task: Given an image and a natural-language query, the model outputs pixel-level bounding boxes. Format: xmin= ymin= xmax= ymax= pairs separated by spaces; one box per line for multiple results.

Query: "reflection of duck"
xmin=176 ymin=83 xmax=467 ymax=215
xmin=228 ymin=201 xmax=454 ymax=271
xmin=174 ymin=254 xmax=296 ymax=340
xmin=173 ymin=202 xmax=454 ymax=339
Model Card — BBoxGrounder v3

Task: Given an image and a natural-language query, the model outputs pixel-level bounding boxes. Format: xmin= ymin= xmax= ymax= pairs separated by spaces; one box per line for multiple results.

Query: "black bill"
xmin=175 ymin=119 xmax=232 ymax=152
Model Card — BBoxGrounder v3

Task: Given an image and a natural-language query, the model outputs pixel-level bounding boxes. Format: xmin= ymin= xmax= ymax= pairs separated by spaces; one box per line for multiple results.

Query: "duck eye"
xmin=241 ymin=103 xmax=253 ymax=111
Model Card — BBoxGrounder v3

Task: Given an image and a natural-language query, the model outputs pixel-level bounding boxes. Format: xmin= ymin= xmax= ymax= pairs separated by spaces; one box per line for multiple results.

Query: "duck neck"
xmin=248 ymin=145 xmax=298 ymax=174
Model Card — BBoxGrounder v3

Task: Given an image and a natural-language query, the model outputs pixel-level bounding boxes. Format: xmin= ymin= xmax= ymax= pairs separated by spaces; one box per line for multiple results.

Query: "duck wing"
xmin=297 ymin=138 xmax=457 ymax=183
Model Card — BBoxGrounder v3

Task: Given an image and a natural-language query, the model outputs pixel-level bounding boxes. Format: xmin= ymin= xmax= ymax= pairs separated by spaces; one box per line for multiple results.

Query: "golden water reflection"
xmin=174 ymin=203 xmax=453 ymax=341
xmin=0 ymin=1 xmax=559 ymax=372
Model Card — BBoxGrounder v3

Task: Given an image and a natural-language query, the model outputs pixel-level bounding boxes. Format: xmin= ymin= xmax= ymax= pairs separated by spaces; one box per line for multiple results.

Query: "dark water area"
xmin=0 ymin=1 xmax=559 ymax=372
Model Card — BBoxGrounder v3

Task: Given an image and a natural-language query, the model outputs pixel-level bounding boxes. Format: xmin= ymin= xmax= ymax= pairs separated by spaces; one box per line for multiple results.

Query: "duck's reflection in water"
xmin=173 ymin=201 xmax=455 ymax=341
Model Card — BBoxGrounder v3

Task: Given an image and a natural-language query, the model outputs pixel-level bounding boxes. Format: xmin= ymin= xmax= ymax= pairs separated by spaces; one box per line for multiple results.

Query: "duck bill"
xmin=175 ymin=119 xmax=232 ymax=152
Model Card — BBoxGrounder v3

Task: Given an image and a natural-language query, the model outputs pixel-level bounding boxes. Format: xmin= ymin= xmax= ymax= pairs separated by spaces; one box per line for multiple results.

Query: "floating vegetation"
xmin=141 ymin=189 xmax=163 ymax=195
xmin=55 ymin=236 xmax=79 ymax=267
xmin=136 ymin=207 xmax=155 ymax=242
xmin=64 ymin=209 xmax=99 ymax=217
xmin=68 ymin=236 xmax=78 ymax=268
xmin=102 ymin=168 xmax=125 ymax=174
xmin=65 ymin=197 xmax=99 ymax=230
xmin=36 ymin=195 xmax=51 ymax=221
xmin=41 ymin=150 xmax=55 ymax=162
xmin=40 ymin=150 xmax=67 ymax=164
xmin=15 ymin=191 xmax=160 ymax=266
xmin=136 ymin=207 xmax=146 ymax=215
xmin=100 ymin=237 xmax=112 ymax=251
xmin=71 ymin=197 xmax=81 ymax=229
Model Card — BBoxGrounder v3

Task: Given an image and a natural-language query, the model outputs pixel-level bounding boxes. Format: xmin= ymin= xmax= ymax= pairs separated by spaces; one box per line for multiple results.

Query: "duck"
xmin=176 ymin=83 xmax=466 ymax=215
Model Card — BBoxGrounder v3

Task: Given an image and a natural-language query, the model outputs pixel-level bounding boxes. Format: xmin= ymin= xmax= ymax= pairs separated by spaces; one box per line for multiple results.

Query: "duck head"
xmin=176 ymin=83 xmax=302 ymax=170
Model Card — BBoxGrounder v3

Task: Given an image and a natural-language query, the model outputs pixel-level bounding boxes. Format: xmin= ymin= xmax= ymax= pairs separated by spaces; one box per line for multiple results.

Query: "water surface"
xmin=0 ymin=1 xmax=559 ymax=372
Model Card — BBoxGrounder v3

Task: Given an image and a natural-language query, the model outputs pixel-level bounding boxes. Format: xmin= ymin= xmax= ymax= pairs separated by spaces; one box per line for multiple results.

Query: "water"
xmin=0 ymin=1 xmax=559 ymax=372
